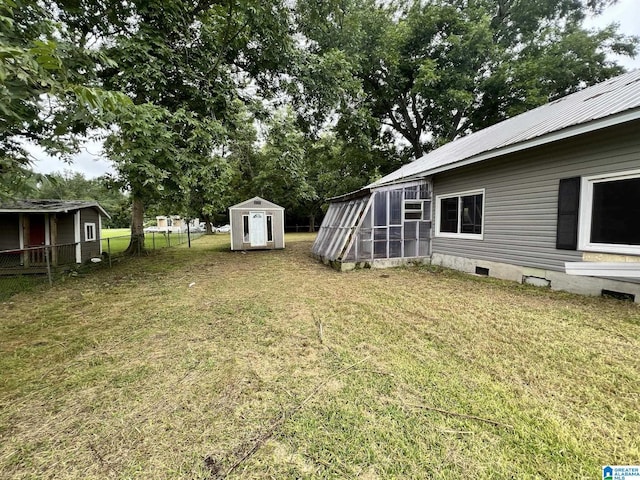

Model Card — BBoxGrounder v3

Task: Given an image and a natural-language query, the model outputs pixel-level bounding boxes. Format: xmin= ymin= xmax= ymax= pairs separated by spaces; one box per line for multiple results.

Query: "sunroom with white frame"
xmin=312 ymin=180 xmax=433 ymax=266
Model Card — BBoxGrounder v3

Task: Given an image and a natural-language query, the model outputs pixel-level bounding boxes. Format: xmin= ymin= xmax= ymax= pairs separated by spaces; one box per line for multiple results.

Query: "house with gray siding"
xmin=312 ymin=70 xmax=640 ymax=301
xmin=0 ymin=200 xmax=109 ymax=272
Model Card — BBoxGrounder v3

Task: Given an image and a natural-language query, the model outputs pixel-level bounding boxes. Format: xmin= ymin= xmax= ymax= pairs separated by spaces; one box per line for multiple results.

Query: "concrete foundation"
xmin=314 ymin=251 xmax=640 ymax=303
xmin=431 ymin=253 xmax=640 ymax=303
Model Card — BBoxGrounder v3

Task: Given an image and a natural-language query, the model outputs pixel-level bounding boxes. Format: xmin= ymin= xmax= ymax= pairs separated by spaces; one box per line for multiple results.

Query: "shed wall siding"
xmin=432 ymin=122 xmax=640 ymax=272
xmin=80 ymin=208 xmax=101 ymax=260
xmin=0 ymin=214 xmax=20 ymax=250
xmin=56 ymin=213 xmax=75 ymax=245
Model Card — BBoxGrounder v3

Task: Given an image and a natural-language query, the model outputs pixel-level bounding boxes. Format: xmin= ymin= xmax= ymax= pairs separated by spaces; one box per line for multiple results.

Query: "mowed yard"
xmin=1 ymin=234 xmax=638 ymax=479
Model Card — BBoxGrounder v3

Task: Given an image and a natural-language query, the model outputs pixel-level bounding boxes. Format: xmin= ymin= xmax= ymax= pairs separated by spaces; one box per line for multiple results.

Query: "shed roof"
xmin=229 ymin=196 xmax=284 ymax=211
xmin=369 ymin=69 xmax=640 ymax=188
xmin=0 ymin=199 xmax=110 ymax=218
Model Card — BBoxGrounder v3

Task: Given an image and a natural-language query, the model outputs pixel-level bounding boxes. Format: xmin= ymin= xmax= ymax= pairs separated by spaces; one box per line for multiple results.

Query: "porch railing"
xmin=0 ymin=243 xmax=79 ymax=272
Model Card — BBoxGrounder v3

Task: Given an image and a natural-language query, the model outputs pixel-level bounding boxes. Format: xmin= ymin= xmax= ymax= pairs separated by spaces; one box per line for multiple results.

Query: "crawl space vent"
xmin=475 ymin=266 xmax=489 ymax=276
xmin=601 ymin=290 xmax=635 ymax=302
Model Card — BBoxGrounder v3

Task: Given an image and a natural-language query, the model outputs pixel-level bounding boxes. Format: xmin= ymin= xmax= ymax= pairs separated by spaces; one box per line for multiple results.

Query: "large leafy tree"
xmin=240 ymin=108 xmax=316 ymax=211
xmin=0 ymin=0 xmax=129 ymax=199
xmin=296 ymin=0 xmax=638 ymax=159
xmin=95 ymin=0 xmax=295 ymax=252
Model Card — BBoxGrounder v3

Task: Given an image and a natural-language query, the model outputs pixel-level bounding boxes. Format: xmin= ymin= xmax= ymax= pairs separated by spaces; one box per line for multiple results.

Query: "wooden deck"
xmin=0 ymin=266 xmax=49 ymax=276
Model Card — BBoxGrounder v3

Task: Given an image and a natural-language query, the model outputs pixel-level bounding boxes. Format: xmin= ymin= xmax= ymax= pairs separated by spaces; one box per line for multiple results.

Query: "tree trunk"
xmin=308 ymin=214 xmax=316 ymax=232
xmin=125 ymin=195 xmax=145 ymax=255
xmin=204 ymin=214 xmax=214 ymax=235
xmin=411 ymin=137 xmax=424 ymax=159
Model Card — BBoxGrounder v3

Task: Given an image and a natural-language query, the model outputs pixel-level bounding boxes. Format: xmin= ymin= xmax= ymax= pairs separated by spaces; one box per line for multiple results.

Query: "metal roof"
xmin=0 ymin=199 xmax=110 ymax=218
xmin=370 ymin=69 xmax=640 ymax=188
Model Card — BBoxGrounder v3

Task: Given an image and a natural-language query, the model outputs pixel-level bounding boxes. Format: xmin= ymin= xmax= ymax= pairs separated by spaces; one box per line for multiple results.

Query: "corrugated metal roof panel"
xmin=0 ymin=199 xmax=110 ymax=217
xmin=370 ymin=70 xmax=640 ymax=187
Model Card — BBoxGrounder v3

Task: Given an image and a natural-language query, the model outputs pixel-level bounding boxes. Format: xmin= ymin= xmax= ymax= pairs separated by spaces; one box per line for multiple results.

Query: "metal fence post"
xmin=107 ymin=238 xmax=112 ymax=268
xmin=152 ymin=232 xmax=156 ymax=251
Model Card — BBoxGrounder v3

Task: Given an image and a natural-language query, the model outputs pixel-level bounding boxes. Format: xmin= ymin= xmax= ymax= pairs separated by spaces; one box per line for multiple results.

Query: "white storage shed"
xmin=229 ymin=197 xmax=285 ymax=251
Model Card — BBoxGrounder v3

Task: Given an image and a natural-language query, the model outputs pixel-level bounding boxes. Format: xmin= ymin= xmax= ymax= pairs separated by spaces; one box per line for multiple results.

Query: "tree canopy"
xmin=296 ymin=0 xmax=637 ymax=158
xmin=0 ymin=0 xmax=130 ymax=198
xmin=3 ymin=0 xmax=638 ymax=232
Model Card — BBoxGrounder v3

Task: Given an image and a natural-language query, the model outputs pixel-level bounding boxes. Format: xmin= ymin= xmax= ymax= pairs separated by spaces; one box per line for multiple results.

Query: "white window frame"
xmin=266 ymin=214 xmax=273 ymax=242
xmin=84 ymin=222 xmax=96 ymax=242
xmin=435 ymin=189 xmax=485 ymax=240
xmin=578 ymin=169 xmax=640 ymax=255
xmin=242 ymin=214 xmax=250 ymax=243
xmin=403 ymin=200 xmax=425 ymax=221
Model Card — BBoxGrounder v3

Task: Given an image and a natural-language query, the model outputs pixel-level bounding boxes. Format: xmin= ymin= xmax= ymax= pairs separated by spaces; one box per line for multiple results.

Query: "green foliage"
xmin=249 ymin=108 xmax=316 ymax=210
xmin=2 ymin=0 xmax=638 ymax=228
xmin=296 ymin=0 xmax=638 ymax=158
xmin=31 ymin=170 xmax=130 ymax=228
xmin=96 ymin=0 xmax=296 ymax=243
xmin=0 ymin=0 xmax=131 ymax=199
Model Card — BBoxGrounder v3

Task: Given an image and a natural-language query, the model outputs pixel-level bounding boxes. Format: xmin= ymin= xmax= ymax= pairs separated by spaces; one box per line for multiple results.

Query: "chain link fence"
xmin=0 ymin=230 xmax=205 ymax=301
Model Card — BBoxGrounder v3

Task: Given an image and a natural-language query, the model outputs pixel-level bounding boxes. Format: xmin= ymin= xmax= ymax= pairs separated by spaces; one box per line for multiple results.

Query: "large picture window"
xmin=579 ymin=170 xmax=640 ymax=255
xmin=435 ymin=190 xmax=484 ymax=239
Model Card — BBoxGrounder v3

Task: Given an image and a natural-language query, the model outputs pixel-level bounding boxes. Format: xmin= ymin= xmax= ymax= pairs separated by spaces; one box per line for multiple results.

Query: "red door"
xmin=26 ymin=215 xmax=46 ymax=265
xmin=28 ymin=215 xmax=46 ymax=246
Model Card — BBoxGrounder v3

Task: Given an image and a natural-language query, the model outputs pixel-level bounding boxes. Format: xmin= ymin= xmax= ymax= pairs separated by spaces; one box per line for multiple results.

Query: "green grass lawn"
xmin=101 ymin=228 xmax=207 ymax=255
xmin=1 ymin=233 xmax=638 ymax=479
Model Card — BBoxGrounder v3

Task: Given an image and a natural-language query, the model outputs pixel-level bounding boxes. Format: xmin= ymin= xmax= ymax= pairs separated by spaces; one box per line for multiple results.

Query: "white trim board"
xmin=565 ymin=262 xmax=640 ymax=278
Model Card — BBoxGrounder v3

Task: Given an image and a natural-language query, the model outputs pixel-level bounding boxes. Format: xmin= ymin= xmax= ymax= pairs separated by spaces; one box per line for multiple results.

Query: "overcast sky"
xmin=30 ymin=0 xmax=640 ymax=179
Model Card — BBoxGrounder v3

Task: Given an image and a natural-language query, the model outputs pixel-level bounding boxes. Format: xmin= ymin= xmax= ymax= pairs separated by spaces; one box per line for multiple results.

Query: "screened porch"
xmin=312 ymin=181 xmax=432 ymax=268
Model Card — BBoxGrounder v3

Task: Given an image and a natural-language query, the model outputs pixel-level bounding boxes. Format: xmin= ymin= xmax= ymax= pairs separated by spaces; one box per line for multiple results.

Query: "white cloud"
xmin=584 ymin=0 xmax=640 ymax=70
xmin=27 ymin=139 xmax=116 ymax=179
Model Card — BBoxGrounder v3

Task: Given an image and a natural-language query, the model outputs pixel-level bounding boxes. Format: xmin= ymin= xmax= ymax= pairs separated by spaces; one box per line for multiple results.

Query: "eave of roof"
xmin=326 ymin=187 xmax=372 ymax=203
xmin=0 ymin=200 xmax=111 ymax=218
xmin=228 ymin=196 xmax=285 ymax=210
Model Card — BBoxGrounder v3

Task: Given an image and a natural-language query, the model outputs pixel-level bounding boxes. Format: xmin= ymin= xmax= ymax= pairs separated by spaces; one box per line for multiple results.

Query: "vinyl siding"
xmin=55 ymin=213 xmax=76 ymax=245
xmin=432 ymin=121 xmax=640 ymax=272
xmin=230 ymin=209 xmax=285 ymax=250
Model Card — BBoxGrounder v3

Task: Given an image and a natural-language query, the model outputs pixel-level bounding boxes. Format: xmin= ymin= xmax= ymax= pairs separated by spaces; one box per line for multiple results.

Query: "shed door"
xmin=249 ymin=211 xmax=266 ymax=247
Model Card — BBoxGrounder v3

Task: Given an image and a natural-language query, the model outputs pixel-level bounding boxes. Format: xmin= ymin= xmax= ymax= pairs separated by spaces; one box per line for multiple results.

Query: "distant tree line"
xmin=1 ymin=0 xmax=637 ymax=250
xmin=29 ymin=172 xmax=130 ymax=228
